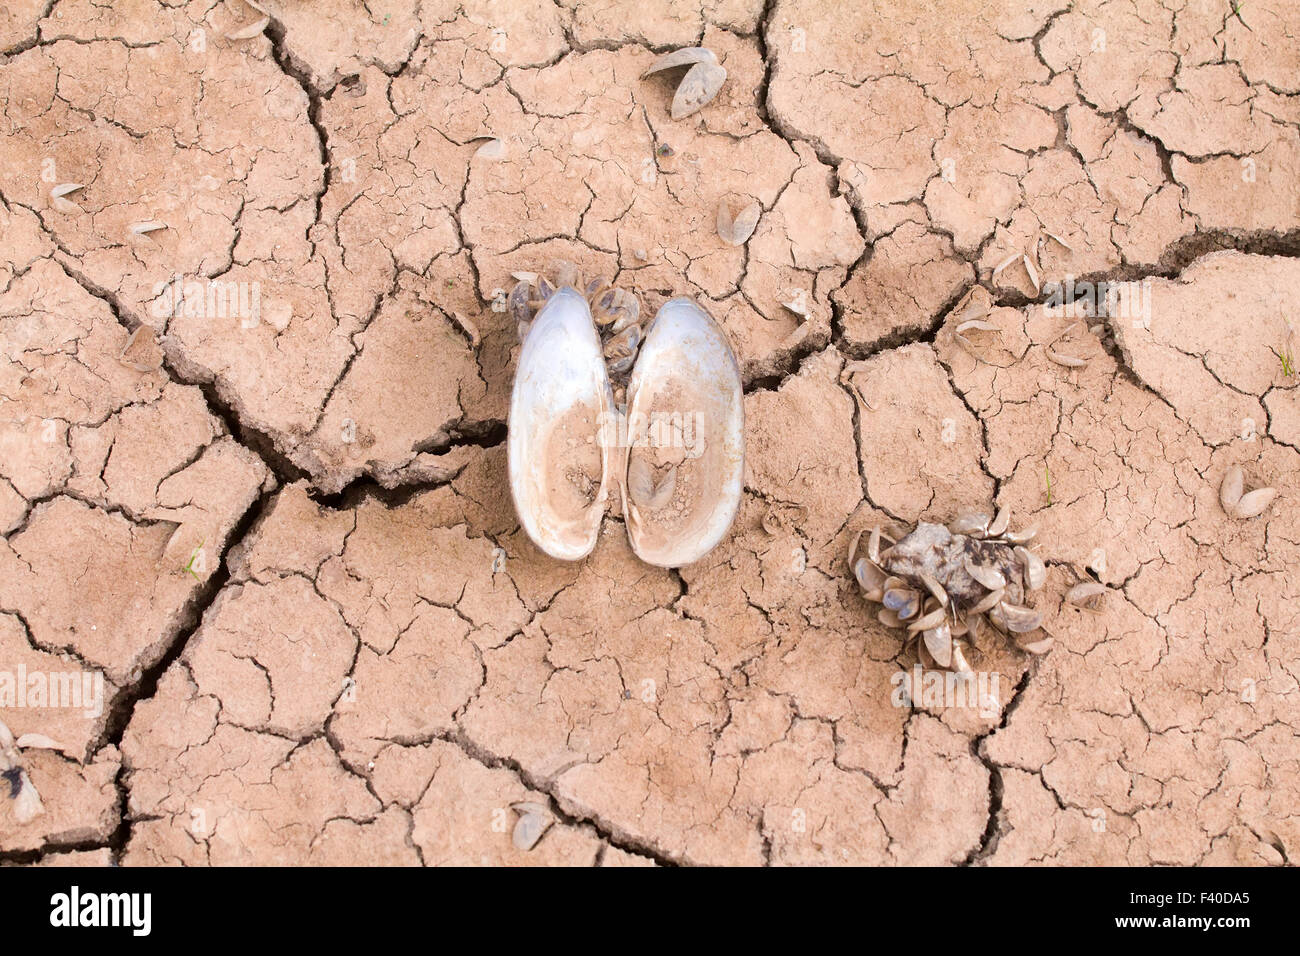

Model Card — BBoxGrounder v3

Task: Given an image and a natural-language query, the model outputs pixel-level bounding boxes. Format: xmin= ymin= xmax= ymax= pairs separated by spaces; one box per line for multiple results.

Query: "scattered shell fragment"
xmin=848 ymin=510 xmax=1074 ymax=672
xmin=949 ymin=512 xmax=990 ymax=536
xmin=923 ymin=623 xmax=952 ymax=668
xmin=474 ymin=138 xmax=506 ymax=161
xmin=1015 ymin=546 xmax=1046 ymax=590
xmin=991 ymin=253 xmax=1020 ymax=277
xmin=1220 ymin=465 xmax=1245 ymax=511
xmin=1065 ymin=581 xmax=1108 ymax=611
xmin=130 ymin=220 xmax=167 ymax=236
xmin=0 ymin=717 xmax=43 ymax=824
xmin=989 ymin=602 xmax=1043 ymax=633
xmin=716 ymin=199 xmax=761 ymax=245
xmin=118 ymin=325 xmax=164 ymax=372
xmin=964 ymin=556 xmax=1006 ymax=591
xmin=781 ymin=297 xmax=808 ymax=318
xmin=1019 ymin=636 xmax=1055 ymax=655
xmin=1044 ymin=231 xmax=1072 ymax=252
xmin=1220 ymin=466 xmax=1277 ymax=519
xmin=1046 ymin=347 xmax=1087 ymax=368
xmin=226 ymin=15 xmax=269 ymax=40
xmin=644 ymin=47 xmax=727 ymax=120
xmin=510 ymin=802 xmax=552 ymax=851
xmin=1022 ymin=254 xmax=1040 ymax=293
xmin=450 ymin=311 xmax=481 ymax=347
xmin=1233 ymin=488 xmax=1277 ymax=519
xmin=51 ymin=183 xmax=84 ymax=199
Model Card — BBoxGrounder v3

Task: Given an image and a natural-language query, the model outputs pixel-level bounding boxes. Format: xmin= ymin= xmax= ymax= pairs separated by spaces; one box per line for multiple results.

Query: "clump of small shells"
xmin=849 ymin=508 xmax=1056 ymax=671
xmin=1219 ymin=465 xmax=1277 ymax=520
xmin=642 ymin=47 xmax=727 ymax=120
xmin=509 ymin=262 xmax=643 ymax=386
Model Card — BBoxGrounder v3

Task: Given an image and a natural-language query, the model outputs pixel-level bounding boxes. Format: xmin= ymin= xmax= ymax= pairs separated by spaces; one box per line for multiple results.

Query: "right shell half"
xmin=622 ymin=297 xmax=744 ymax=567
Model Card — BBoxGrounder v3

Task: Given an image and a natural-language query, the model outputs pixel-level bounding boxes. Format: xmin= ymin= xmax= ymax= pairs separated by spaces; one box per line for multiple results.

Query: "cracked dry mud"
xmin=1 ymin=0 xmax=1297 ymax=867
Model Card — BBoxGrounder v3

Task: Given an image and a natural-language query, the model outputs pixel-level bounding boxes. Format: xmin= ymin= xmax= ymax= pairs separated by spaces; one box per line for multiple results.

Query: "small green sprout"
xmin=183 ymin=540 xmax=206 ymax=580
xmin=1230 ymin=1 xmax=1251 ymax=30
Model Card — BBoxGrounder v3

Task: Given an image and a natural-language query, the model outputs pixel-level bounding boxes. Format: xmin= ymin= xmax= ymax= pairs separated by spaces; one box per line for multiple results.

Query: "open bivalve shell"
xmin=622 ymin=298 xmax=744 ymax=568
xmin=508 ymin=276 xmax=743 ymax=568
xmin=508 ymin=287 xmax=614 ymax=562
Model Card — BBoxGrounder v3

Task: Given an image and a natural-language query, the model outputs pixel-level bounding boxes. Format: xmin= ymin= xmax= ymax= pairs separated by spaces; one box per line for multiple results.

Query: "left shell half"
xmin=508 ymin=287 xmax=614 ymax=561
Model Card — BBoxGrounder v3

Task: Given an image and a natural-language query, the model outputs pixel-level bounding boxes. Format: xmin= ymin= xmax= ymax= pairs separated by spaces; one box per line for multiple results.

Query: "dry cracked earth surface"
xmin=0 ymin=0 xmax=1297 ymax=866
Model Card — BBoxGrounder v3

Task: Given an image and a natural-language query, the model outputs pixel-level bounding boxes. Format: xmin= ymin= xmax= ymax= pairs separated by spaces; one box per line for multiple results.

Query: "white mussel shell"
xmin=508 ymin=288 xmax=613 ymax=561
xmin=622 ymin=298 xmax=743 ymax=567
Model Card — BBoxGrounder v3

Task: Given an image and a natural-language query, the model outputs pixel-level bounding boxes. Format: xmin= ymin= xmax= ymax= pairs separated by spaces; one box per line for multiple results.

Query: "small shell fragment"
xmin=1219 ymin=465 xmax=1245 ymax=510
xmin=512 ymin=810 xmax=551 ymax=851
xmin=970 ymin=587 xmax=1004 ymax=615
xmin=450 ymin=311 xmax=481 ymax=347
xmin=118 ymin=325 xmax=164 ymax=373
xmin=991 ymin=253 xmax=1020 ymax=276
xmin=923 ymin=623 xmax=953 ymax=668
xmin=883 ymin=588 xmax=921 ymax=620
xmin=474 ymin=138 xmax=506 ymax=161
xmin=225 ymin=16 xmax=269 ymax=40
xmin=919 ymin=571 xmax=948 ymax=607
xmin=1005 ymin=524 xmax=1038 ymax=545
xmin=1022 ymin=254 xmax=1040 ymax=293
xmin=716 ymin=199 xmax=761 ymax=246
xmin=949 ymin=512 xmax=990 ymax=536
xmin=907 ymin=606 xmax=947 ymax=633
xmin=986 ymin=506 xmax=1010 ymax=538
xmin=130 ymin=220 xmax=167 ymax=236
xmin=990 ymin=602 xmax=1043 ymax=633
xmin=51 ymin=183 xmax=84 ymax=199
xmin=1233 ymin=487 xmax=1277 ymax=519
xmin=847 ymin=529 xmax=864 ymax=567
xmin=956 ymin=319 xmax=1000 ymax=334
xmin=852 ymin=557 xmax=886 ymax=595
xmin=1046 ymin=347 xmax=1087 ymax=368
xmin=964 ymin=556 xmax=1007 ymax=591
xmin=671 ymin=61 xmax=727 ymax=120
xmin=643 ymin=46 xmax=718 ymax=75
xmin=1065 ymin=581 xmax=1108 ymax=609
xmin=1015 ymin=546 xmax=1046 ymax=590
xmin=781 ymin=297 xmax=809 ymax=318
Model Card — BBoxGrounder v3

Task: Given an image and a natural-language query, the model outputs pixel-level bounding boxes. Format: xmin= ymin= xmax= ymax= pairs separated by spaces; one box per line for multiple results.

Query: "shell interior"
xmin=622 ymin=298 xmax=744 ymax=568
xmin=508 ymin=288 xmax=612 ymax=561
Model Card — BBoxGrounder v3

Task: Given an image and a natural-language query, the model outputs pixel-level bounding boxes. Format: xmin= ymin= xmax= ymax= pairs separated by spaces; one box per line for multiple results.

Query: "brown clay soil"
xmin=1 ymin=0 xmax=1298 ymax=866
